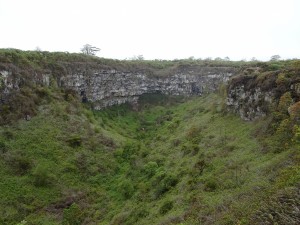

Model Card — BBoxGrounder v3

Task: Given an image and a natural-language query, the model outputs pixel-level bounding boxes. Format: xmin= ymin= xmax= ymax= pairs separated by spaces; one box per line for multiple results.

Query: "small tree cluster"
xmin=130 ymin=55 xmax=144 ymax=60
xmin=80 ymin=44 xmax=100 ymax=56
xmin=270 ymin=55 xmax=281 ymax=61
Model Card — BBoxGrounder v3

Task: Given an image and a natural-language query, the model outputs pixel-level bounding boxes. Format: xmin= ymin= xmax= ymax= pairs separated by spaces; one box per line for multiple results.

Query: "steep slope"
xmin=0 ymin=90 xmax=299 ymax=225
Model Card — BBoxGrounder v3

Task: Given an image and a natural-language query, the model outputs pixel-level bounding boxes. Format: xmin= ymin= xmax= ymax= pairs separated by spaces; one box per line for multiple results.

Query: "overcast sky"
xmin=0 ymin=0 xmax=299 ymax=60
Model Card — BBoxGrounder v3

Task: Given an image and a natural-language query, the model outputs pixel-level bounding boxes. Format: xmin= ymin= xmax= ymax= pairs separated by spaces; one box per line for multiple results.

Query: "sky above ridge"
xmin=0 ymin=0 xmax=299 ymax=61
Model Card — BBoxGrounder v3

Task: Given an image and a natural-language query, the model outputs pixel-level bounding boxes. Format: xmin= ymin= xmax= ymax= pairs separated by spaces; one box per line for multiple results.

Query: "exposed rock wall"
xmin=227 ymin=84 xmax=274 ymax=120
xmin=1 ymin=63 xmax=237 ymax=109
xmin=226 ymin=71 xmax=300 ymax=120
xmin=59 ymin=66 xmax=235 ymax=109
xmin=2 ymin=60 xmax=299 ymax=121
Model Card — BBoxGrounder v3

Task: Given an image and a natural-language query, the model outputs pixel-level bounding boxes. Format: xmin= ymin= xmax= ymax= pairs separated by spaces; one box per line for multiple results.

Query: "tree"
xmin=131 ymin=55 xmax=144 ymax=60
xmin=270 ymin=55 xmax=281 ymax=61
xmin=136 ymin=55 xmax=144 ymax=60
xmin=80 ymin=44 xmax=100 ymax=56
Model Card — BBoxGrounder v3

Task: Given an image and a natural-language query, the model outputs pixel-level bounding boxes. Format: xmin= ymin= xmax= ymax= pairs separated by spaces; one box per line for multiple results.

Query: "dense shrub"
xmin=62 ymin=203 xmax=84 ymax=225
xmin=75 ymin=152 xmax=88 ymax=174
xmin=143 ymin=161 xmax=159 ymax=178
xmin=67 ymin=135 xmax=82 ymax=147
xmin=32 ymin=163 xmax=53 ymax=187
xmin=194 ymin=159 xmax=206 ymax=175
xmin=3 ymin=151 xmax=32 ymax=175
xmin=181 ymin=143 xmax=200 ymax=156
xmin=277 ymin=92 xmax=293 ymax=114
xmin=293 ymin=125 xmax=300 ymax=144
xmin=289 ymin=101 xmax=300 ymax=121
xmin=2 ymin=130 xmax=14 ymax=139
xmin=159 ymin=200 xmax=174 ymax=215
xmin=268 ymin=63 xmax=283 ymax=71
xmin=276 ymin=73 xmax=289 ymax=91
xmin=204 ymin=178 xmax=218 ymax=191
xmin=0 ymin=141 xmax=8 ymax=153
xmin=119 ymin=142 xmax=140 ymax=162
xmin=154 ymin=172 xmax=178 ymax=198
xmin=117 ymin=178 xmax=135 ymax=199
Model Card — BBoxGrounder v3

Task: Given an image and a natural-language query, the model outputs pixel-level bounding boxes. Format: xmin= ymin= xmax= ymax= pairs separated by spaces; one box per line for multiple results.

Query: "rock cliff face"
xmin=1 ymin=63 xmax=237 ymax=109
xmin=59 ymin=66 xmax=236 ymax=109
xmin=226 ymin=83 xmax=274 ymax=120
xmin=226 ymin=69 xmax=300 ymax=120
xmin=1 ymin=61 xmax=299 ymax=121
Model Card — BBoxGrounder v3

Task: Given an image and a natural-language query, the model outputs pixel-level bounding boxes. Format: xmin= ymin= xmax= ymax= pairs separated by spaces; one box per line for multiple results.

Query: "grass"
xmin=0 ymin=91 xmax=299 ymax=225
xmin=1 ymin=49 xmax=299 ymax=81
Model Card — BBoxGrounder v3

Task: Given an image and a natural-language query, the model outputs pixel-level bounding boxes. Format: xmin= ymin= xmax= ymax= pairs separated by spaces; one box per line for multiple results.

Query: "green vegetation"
xmin=0 ymin=88 xmax=299 ymax=224
xmin=1 ymin=48 xmax=299 ymax=78
xmin=0 ymin=49 xmax=299 ymax=224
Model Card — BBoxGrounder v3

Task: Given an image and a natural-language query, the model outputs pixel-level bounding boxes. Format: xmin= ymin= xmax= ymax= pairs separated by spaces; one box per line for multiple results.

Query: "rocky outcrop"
xmin=226 ymin=84 xmax=273 ymax=120
xmin=1 ymin=63 xmax=237 ymax=109
xmin=2 ymin=59 xmax=300 ymax=121
xmin=59 ymin=66 xmax=235 ymax=109
xmin=2 ymin=50 xmax=300 ymax=122
xmin=226 ymin=70 xmax=300 ymax=120
xmin=0 ymin=69 xmax=50 ymax=94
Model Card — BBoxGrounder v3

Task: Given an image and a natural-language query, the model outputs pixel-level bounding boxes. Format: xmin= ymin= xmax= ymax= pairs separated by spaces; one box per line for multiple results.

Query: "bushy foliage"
xmin=204 ymin=177 xmax=218 ymax=191
xmin=292 ymin=125 xmax=300 ymax=144
xmin=153 ymin=171 xmax=178 ymax=198
xmin=62 ymin=203 xmax=84 ymax=225
xmin=143 ymin=161 xmax=159 ymax=177
xmin=159 ymin=200 xmax=174 ymax=215
xmin=3 ymin=151 xmax=32 ymax=175
xmin=277 ymin=92 xmax=293 ymax=115
xmin=117 ymin=178 xmax=135 ymax=199
xmin=289 ymin=101 xmax=300 ymax=121
xmin=0 ymin=140 xmax=8 ymax=153
xmin=121 ymin=142 xmax=140 ymax=161
xmin=67 ymin=135 xmax=82 ymax=147
xmin=32 ymin=163 xmax=54 ymax=187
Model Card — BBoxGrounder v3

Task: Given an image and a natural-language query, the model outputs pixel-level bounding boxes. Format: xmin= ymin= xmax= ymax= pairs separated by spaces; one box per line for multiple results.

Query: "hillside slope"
xmin=0 ymin=90 xmax=299 ymax=225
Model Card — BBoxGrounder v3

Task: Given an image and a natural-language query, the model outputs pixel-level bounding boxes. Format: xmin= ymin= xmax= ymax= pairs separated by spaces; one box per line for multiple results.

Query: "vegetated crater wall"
xmin=0 ymin=63 xmax=238 ymax=109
